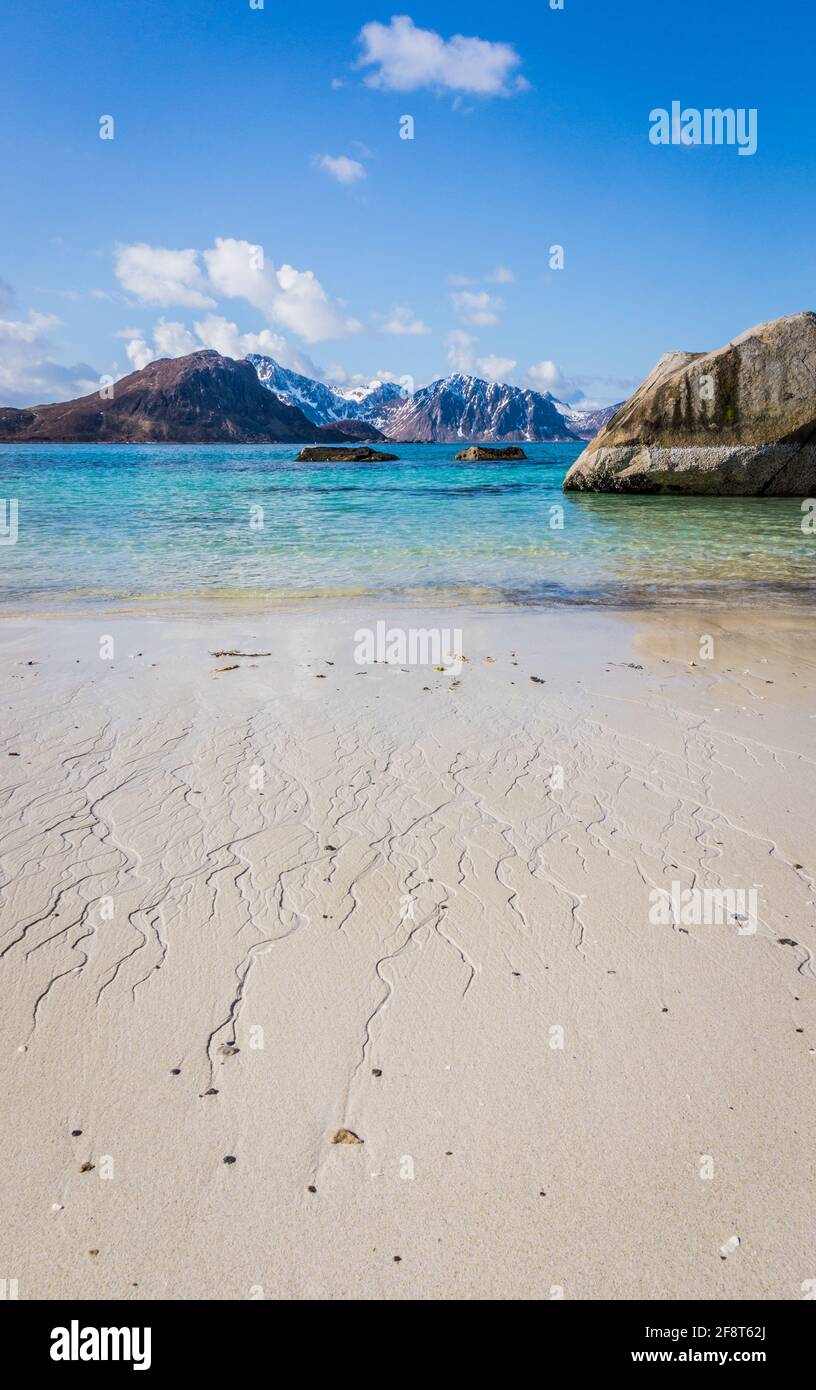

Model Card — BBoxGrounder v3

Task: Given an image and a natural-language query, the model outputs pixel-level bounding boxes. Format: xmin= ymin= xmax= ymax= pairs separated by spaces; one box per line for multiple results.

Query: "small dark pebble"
xmin=372 ymin=1068 xmax=382 ymax=1077
xmin=71 ymin=1129 xmax=82 ymax=1137
xmin=326 ymin=844 xmax=337 ymax=851
xmin=201 ymin=1088 xmax=218 ymax=1096
xmin=530 ymin=676 xmax=545 ymax=684
xmin=539 ymin=1191 xmax=546 ymax=1197
xmin=512 ymin=971 xmax=521 ymax=976
xmin=307 ymin=1185 xmax=317 ymax=1194
xmin=778 ymin=938 xmax=798 ymax=947
xmin=795 ymin=1028 xmax=804 ymax=1034
xmin=223 ymin=1155 xmax=237 ymax=1164
xmin=170 ymin=1067 xmax=181 ymax=1075
xmin=393 ymin=1255 xmax=402 ymax=1263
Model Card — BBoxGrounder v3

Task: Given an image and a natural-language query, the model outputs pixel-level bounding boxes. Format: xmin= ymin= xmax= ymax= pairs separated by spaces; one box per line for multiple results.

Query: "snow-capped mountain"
xmin=247 ymin=355 xmax=620 ymax=443
xmin=334 ymin=379 xmax=406 ymax=430
xmin=247 ymin=355 xmax=353 ymax=426
xmin=247 ymin=355 xmax=402 ymax=431
xmin=556 ymin=401 xmax=622 ymax=440
xmin=380 ymin=374 xmax=579 ymax=443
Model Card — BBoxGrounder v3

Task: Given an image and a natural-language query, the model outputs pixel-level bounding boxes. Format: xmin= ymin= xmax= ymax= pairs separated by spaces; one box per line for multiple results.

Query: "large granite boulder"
xmin=563 ymin=312 xmax=816 ymax=495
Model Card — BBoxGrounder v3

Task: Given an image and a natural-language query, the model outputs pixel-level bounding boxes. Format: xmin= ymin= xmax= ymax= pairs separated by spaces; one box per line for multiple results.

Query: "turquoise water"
xmin=0 ymin=443 xmax=813 ymax=611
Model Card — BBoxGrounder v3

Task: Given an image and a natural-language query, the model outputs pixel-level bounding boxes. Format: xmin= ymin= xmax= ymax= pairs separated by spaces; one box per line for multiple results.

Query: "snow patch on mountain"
xmin=555 ymin=401 xmax=622 ymax=440
xmin=382 ymin=374 xmax=581 ymax=443
xmin=248 ymin=355 xmax=402 ymax=431
xmin=247 ymin=354 xmax=620 ymax=443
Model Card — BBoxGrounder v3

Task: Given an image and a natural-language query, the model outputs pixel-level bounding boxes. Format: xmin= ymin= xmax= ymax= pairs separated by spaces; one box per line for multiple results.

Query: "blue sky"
xmin=1 ymin=0 xmax=813 ymax=406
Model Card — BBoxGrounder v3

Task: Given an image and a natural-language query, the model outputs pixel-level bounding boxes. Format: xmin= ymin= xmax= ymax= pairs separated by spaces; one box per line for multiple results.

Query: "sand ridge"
xmin=0 ymin=605 xmax=813 ymax=1299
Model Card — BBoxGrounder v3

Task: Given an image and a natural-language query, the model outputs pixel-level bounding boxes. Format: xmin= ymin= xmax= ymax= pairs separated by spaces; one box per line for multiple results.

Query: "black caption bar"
xmin=0 ymin=1298 xmax=808 ymax=1374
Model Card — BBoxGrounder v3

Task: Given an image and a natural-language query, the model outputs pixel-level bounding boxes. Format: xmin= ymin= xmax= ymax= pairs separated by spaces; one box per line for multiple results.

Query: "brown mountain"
xmin=0 ymin=350 xmax=381 ymax=444
xmin=314 ymin=418 xmax=384 ymax=443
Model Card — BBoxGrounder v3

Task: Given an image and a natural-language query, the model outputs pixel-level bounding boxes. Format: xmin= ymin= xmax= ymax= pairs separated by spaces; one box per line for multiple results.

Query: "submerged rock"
xmin=295 ymin=446 xmax=398 ymax=463
xmin=454 ymin=445 xmax=527 ymax=461
xmin=563 ymin=312 xmax=816 ymax=496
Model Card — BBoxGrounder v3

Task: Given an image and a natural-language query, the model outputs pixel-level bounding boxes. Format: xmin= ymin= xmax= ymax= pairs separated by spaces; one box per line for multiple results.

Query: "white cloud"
xmin=120 ymin=336 xmax=151 ymax=371
xmin=115 ymin=244 xmax=215 ymax=309
xmin=154 ymin=320 xmax=199 ymax=359
xmin=358 ymin=15 xmax=527 ymax=96
xmin=477 ymin=354 xmax=517 ymax=381
xmin=317 ymin=154 xmax=366 ymax=185
xmin=447 ymin=329 xmax=477 ymax=372
xmin=0 ymin=306 xmax=99 ymax=406
xmin=190 ymin=315 xmax=280 ymax=361
xmin=447 ymin=266 xmax=515 ymax=288
xmin=325 ymin=364 xmax=406 ymax=390
xmin=203 ymin=237 xmax=362 ymax=343
xmin=382 ymin=304 xmax=431 ymax=336
xmin=0 ymin=309 xmax=61 ymax=344
xmin=446 ymin=330 xmax=514 ymax=381
xmin=114 ymin=314 xmax=324 ymax=378
xmin=114 ymin=238 xmax=361 ymax=344
xmin=524 ymin=359 xmax=581 ymax=399
xmin=450 ymin=289 xmax=502 ymax=326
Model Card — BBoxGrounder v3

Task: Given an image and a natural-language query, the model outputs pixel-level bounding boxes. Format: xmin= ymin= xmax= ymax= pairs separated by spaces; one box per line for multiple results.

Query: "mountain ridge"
xmin=249 ymin=354 xmax=620 ymax=442
xmin=0 ymin=349 xmax=621 ymax=444
xmin=0 ymin=351 xmax=382 ymax=444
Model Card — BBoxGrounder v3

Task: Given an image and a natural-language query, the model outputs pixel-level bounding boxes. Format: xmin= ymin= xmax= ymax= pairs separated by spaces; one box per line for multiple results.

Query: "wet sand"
xmin=0 ymin=603 xmax=814 ymax=1300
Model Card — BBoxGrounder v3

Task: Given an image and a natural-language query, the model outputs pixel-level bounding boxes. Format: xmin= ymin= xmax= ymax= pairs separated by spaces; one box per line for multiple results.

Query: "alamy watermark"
xmin=650 ymin=102 xmax=758 ymax=157
xmin=649 ymin=881 xmax=759 ymax=934
xmin=1 ymin=499 xmax=19 ymax=545
xmin=354 ymin=622 xmax=463 ymax=673
xmin=50 ymin=1321 xmax=151 ymax=1371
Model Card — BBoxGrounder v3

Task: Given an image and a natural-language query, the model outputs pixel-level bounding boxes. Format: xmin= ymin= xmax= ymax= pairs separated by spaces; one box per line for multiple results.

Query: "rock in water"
xmin=454 ymin=445 xmax=527 ymax=460
xmin=563 ymin=312 xmax=816 ymax=496
xmin=295 ymin=446 xmax=398 ymax=463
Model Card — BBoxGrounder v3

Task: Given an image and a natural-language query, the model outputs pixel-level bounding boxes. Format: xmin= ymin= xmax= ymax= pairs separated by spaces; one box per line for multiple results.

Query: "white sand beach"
xmin=0 ymin=603 xmax=814 ymax=1300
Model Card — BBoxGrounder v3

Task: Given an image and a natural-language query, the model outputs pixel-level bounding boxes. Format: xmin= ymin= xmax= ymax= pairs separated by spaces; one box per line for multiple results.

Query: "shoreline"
xmin=2 ymin=581 xmax=816 ymax=622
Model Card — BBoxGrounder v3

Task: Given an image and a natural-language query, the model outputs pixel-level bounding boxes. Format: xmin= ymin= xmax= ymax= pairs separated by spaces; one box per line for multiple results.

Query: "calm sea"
xmin=0 ymin=443 xmax=813 ymax=611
